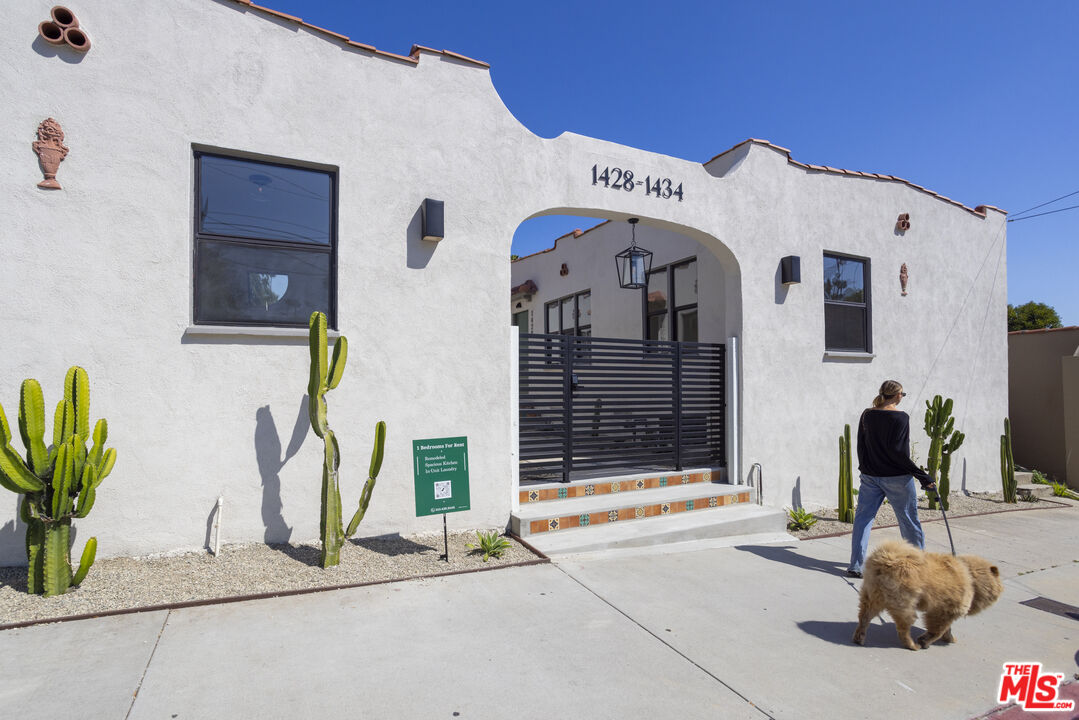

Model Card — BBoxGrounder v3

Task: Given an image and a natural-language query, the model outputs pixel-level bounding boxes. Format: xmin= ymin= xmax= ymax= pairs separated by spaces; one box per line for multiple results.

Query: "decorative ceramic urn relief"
xmin=32 ymin=118 xmax=68 ymax=189
xmin=900 ymin=263 xmax=909 ymax=296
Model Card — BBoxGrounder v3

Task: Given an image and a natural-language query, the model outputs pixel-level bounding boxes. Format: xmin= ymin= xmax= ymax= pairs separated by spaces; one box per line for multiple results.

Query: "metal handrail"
xmin=749 ymin=462 xmax=763 ymax=505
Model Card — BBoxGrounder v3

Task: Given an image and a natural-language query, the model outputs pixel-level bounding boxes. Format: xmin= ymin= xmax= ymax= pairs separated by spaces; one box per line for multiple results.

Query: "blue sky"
xmin=272 ymin=0 xmax=1077 ymax=324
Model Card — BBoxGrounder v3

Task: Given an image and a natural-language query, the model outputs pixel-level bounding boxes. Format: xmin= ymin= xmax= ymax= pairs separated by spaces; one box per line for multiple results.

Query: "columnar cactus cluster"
xmin=924 ymin=395 xmax=965 ymax=511
xmin=0 ymin=367 xmax=115 ymax=596
xmin=308 ymin=311 xmax=386 ymax=568
xmin=1000 ymin=417 xmax=1017 ymax=503
xmin=838 ymin=423 xmax=854 ymax=523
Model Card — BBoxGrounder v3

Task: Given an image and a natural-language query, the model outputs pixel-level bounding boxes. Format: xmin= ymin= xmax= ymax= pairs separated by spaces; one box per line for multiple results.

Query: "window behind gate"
xmin=193 ymin=151 xmax=337 ymax=327
xmin=644 ymin=258 xmax=698 ymax=341
xmin=545 ymin=291 xmax=591 ymax=335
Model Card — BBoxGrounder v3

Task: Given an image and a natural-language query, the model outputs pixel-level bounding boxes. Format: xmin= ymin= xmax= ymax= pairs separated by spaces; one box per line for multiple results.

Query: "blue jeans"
xmin=848 ymin=474 xmax=925 ymax=574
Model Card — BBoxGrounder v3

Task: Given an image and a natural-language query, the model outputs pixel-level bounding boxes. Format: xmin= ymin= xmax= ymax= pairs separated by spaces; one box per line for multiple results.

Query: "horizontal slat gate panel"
xmin=519 ymin=334 xmax=725 ymax=482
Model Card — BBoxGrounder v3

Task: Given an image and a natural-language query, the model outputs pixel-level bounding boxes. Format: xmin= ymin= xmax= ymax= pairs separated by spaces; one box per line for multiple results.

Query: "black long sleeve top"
xmin=856 ymin=409 xmax=932 ymax=488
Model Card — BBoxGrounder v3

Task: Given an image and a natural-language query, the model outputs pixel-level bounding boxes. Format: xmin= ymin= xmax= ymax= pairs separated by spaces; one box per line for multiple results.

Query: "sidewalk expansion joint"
xmin=555 ymin=565 xmax=776 ymax=720
xmin=125 ymin=608 xmax=171 ymax=720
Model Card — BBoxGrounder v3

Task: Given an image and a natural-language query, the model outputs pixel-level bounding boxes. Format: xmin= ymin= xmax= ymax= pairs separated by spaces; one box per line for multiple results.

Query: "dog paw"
xmin=916 ymin=634 xmax=933 ymax=649
xmin=851 ymin=631 xmax=865 ymax=645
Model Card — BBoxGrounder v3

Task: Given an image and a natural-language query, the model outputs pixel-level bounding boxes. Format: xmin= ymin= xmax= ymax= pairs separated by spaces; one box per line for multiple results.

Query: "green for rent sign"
xmin=413 ymin=437 xmax=470 ymax=517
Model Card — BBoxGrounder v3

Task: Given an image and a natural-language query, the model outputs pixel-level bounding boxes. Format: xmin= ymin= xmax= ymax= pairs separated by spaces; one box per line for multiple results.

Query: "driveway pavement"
xmin=1 ymin=503 xmax=1076 ymax=719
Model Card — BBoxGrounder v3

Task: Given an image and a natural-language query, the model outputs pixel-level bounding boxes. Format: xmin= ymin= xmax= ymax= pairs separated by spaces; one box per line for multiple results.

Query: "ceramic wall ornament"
xmin=896 ymin=213 xmax=911 ymax=232
xmin=560 ymin=263 xmax=569 ymax=276
xmin=37 ymin=6 xmax=91 ymax=53
xmin=33 ymin=118 xmax=69 ymax=189
xmin=900 ymin=263 xmax=909 ymax=296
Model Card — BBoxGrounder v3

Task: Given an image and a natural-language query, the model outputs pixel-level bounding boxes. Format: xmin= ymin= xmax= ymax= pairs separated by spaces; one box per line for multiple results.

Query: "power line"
xmin=1009 ymin=188 xmax=1079 ymax=220
xmin=1007 ymin=203 xmax=1079 ymax=223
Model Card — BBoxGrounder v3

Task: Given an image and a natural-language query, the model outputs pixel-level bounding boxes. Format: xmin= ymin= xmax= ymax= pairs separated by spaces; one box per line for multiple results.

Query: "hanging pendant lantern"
xmin=614 ymin=218 xmax=652 ymax=289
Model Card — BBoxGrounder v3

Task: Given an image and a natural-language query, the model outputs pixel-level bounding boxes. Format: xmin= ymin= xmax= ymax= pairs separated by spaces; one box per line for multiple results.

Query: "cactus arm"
xmin=65 ymin=367 xmax=91 ymax=439
xmin=346 ymin=421 xmax=387 ymax=537
xmin=42 ymin=521 xmax=72 ymax=597
xmin=51 ymin=444 xmax=74 ymax=518
xmin=25 ymin=514 xmax=45 ymax=594
xmin=75 ymin=464 xmax=97 ymax=518
xmin=72 ymin=433 xmax=87 ymax=485
xmin=88 ymin=419 xmax=107 ymax=468
xmin=0 ymin=404 xmax=44 ymax=493
xmin=18 ymin=380 xmax=49 ymax=475
xmin=319 ymin=429 xmax=343 ymax=567
xmin=72 ymin=536 xmax=97 ymax=586
xmin=94 ymin=447 xmax=116 ymax=485
xmin=327 ymin=337 xmax=348 ymax=390
xmin=308 ymin=312 xmax=328 ymax=436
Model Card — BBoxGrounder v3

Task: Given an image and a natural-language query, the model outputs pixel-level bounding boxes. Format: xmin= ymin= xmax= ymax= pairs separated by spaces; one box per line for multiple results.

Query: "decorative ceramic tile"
xmin=579 ymin=514 xmax=590 ymax=526
xmin=659 ymin=476 xmax=668 ymax=487
xmin=585 ymin=484 xmax=595 ymax=496
xmin=635 ymin=479 xmax=645 ymax=490
xmin=528 ymin=490 xmax=539 ymax=502
xmin=661 ymin=503 xmax=671 ymax=514
xmin=635 ymin=506 xmax=645 ymax=519
xmin=708 ymin=496 xmax=718 ymax=507
xmin=608 ymin=510 xmax=618 ymax=522
xmin=548 ymin=518 xmax=560 ymax=531
xmin=610 ymin=482 xmax=621 ymax=493
xmin=704 ymin=471 xmax=712 ymax=482
xmin=685 ymin=499 xmax=695 ymax=511
xmin=681 ymin=473 xmax=690 ymax=484
xmin=530 ymin=520 xmax=547 ymax=534
xmin=557 ymin=487 xmax=568 ymax=499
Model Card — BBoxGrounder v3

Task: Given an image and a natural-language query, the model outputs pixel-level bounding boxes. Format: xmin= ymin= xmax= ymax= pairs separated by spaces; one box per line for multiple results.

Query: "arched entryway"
xmin=510 ymin=211 xmax=743 ymax=485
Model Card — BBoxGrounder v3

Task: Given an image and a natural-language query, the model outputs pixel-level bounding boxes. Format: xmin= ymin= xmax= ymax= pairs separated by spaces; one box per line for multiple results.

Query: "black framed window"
xmin=193 ymin=151 xmax=337 ymax=327
xmin=823 ymin=252 xmax=871 ymax=352
xmin=511 ymin=309 xmax=529 ymax=329
xmin=544 ymin=291 xmax=591 ymax=335
xmin=643 ymin=258 xmax=697 ymax=341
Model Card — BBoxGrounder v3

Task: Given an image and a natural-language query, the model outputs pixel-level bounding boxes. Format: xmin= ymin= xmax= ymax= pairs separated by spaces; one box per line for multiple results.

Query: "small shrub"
xmin=1031 ymin=470 xmax=1051 ymax=485
xmin=786 ymin=507 xmax=818 ymax=531
xmin=1019 ymin=493 xmax=1040 ymax=503
xmin=1051 ymin=482 xmax=1079 ymax=500
xmin=467 ymin=530 xmax=512 ymax=561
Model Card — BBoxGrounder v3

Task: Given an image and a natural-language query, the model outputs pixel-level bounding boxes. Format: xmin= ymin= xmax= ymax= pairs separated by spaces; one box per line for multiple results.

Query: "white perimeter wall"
xmin=0 ymin=0 xmax=1007 ymax=562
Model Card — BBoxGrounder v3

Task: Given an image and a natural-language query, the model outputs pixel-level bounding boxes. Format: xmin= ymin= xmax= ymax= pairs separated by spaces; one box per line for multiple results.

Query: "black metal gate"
xmin=518 ymin=334 xmax=726 ymax=482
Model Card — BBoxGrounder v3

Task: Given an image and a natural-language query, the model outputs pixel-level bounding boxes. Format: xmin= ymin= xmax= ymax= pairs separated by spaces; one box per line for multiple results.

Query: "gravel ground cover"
xmin=786 ymin=491 xmax=1077 ymax=539
xmin=0 ymin=531 xmax=539 ymax=626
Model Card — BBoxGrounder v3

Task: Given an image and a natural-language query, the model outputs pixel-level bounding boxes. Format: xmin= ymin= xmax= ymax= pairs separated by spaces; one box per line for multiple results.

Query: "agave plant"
xmin=466 ymin=530 xmax=511 ymax=561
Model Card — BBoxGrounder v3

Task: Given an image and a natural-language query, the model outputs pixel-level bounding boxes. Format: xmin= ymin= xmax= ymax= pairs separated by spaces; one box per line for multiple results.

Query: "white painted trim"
xmin=823 ymin=350 xmax=875 ymax=359
xmin=728 ymin=335 xmax=740 ymax=486
xmin=510 ymin=325 xmax=521 ymax=514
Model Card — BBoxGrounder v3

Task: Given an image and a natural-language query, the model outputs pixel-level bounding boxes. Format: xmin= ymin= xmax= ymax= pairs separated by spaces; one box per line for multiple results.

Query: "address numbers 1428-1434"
xmin=591 ymin=165 xmax=683 ymax=201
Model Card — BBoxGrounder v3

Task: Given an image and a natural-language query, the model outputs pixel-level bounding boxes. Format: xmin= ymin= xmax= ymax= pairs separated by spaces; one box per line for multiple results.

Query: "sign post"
xmin=413 ymin=436 xmax=470 ymax=561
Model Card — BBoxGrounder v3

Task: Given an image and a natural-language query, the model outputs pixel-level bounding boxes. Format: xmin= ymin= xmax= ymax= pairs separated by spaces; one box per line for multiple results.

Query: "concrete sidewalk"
xmin=1 ymin=503 xmax=1076 ymax=720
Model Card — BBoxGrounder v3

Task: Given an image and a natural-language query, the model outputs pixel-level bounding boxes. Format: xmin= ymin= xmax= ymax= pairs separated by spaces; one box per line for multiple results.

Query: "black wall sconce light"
xmin=422 ymin=198 xmax=444 ymax=241
xmin=780 ymin=255 xmax=801 ymax=285
xmin=615 ymin=218 xmax=653 ymax=289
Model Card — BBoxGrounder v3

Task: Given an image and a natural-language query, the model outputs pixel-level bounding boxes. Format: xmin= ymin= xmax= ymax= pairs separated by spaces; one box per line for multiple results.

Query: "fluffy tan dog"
xmin=851 ymin=540 xmax=1003 ymax=650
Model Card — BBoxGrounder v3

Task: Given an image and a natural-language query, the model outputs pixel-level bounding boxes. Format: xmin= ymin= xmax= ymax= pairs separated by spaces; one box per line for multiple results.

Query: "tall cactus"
xmin=0 ymin=367 xmax=115 ymax=596
xmin=838 ymin=423 xmax=854 ymax=523
xmin=307 ymin=312 xmax=387 ymax=568
xmin=1000 ymin=417 xmax=1016 ymax=503
xmin=923 ymin=395 xmax=964 ymax=511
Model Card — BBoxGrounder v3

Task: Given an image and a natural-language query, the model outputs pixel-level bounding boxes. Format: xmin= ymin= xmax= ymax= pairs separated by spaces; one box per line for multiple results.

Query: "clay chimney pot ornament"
xmin=899 ymin=263 xmax=909 ymax=296
xmin=33 ymin=118 xmax=69 ymax=190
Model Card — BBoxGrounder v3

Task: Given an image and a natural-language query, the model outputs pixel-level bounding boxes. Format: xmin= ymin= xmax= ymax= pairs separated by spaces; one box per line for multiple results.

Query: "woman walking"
xmin=847 ymin=380 xmax=936 ymax=578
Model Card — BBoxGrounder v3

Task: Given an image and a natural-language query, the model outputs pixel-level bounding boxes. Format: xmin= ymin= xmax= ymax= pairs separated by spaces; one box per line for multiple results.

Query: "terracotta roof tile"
xmin=512 ymin=220 xmax=611 ymax=262
xmin=1008 ymin=325 xmax=1079 ymax=335
xmin=228 ymin=0 xmax=489 ymax=69
xmin=511 ymin=279 xmax=538 ymax=297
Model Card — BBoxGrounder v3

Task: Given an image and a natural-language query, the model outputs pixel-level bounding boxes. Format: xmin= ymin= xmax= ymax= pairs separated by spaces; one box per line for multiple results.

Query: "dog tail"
xmin=865 ymin=540 xmax=924 ymax=591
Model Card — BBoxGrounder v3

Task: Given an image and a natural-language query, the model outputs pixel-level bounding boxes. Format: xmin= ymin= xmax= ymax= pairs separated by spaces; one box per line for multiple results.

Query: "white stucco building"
xmin=1 ymin=0 xmax=1007 ymax=562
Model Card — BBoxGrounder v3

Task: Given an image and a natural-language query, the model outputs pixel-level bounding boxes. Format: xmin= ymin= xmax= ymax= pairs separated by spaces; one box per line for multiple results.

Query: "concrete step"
xmin=1017 ymin=483 xmax=1054 ymax=499
xmin=518 ymin=466 xmax=720 ymax=507
xmin=523 ymin=503 xmax=789 ymax=556
xmin=511 ymin=483 xmax=751 ymax=537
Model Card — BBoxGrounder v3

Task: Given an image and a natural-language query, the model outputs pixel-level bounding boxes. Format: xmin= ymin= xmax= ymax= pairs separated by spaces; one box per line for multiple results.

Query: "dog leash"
xmin=933 ymin=488 xmax=957 ymax=556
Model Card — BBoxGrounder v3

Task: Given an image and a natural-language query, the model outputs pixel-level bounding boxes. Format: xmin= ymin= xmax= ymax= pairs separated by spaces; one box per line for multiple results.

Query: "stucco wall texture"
xmin=2 ymin=0 xmax=1008 ymax=562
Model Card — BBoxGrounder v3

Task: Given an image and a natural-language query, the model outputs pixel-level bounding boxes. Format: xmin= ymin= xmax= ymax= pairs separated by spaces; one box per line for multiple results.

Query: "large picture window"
xmin=643 ymin=258 xmax=698 ymax=341
xmin=544 ymin=291 xmax=591 ymax=335
xmin=193 ymin=151 xmax=336 ymax=327
xmin=823 ymin=252 xmax=871 ymax=352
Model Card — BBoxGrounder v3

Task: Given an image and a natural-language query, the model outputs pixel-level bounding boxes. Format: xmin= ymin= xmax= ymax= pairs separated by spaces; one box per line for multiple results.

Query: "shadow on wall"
xmin=253 ymin=397 xmax=311 ymax=543
xmin=774 ymin=261 xmax=790 ymax=305
xmin=0 ymin=496 xmax=25 ymax=567
xmin=791 ymin=476 xmax=803 ymax=510
xmin=406 ymin=204 xmax=437 ymax=270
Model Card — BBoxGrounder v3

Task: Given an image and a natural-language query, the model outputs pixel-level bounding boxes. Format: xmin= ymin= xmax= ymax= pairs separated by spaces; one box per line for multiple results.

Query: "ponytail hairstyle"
xmin=872 ymin=380 xmax=904 ymax=408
